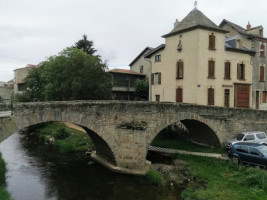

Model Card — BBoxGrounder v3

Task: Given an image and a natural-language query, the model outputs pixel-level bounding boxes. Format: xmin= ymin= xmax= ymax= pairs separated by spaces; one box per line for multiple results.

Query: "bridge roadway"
xmin=1 ymin=100 xmax=267 ymax=175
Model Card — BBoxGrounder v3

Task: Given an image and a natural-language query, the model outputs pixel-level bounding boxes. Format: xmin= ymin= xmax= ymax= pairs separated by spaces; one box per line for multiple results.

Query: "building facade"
xmin=108 ymin=69 xmax=146 ymax=100
xmin=220 ymin=20 xmax=267 ymax=110
xmin=14 ymin=64 xmax=39 ymax=95
xmin=144 ymin=8 xmax=255 ymax=108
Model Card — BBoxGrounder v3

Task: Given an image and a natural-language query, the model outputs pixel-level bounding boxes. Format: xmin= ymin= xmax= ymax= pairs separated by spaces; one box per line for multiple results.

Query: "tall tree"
xmin=73 ymin=34 xmax=97 ymax=55
xmin=25 ymin=47 xmax=112 ymax=101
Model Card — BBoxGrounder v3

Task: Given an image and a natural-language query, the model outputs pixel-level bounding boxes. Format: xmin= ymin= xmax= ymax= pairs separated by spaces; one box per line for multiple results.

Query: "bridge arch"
xmin=147 ymin=112 xmax=221 ymax=148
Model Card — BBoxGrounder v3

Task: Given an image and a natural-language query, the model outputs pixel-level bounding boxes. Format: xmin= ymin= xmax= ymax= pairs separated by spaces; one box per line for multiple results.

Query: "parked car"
xmin=225 ymin=131 xmax=267 ymax=149
xmin=228 ymin=142 xmax=267 ymax=168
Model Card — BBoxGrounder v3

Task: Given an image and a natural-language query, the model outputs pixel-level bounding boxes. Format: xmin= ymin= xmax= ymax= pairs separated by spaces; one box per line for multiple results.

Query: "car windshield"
xmin=258 ymin=146 xmax=267 ymax=157
xmin=256 ymin=132 xmax=266 ymax=139
xmin=236 ymin=134 xmax=244 ymax=141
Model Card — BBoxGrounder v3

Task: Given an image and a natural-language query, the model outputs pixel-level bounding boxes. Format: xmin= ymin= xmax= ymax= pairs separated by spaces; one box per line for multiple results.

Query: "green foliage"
xmin=25 ymin=47 xmax=112 ymax=101
xmin=33 ymin=122 xmax=93 ymax=154
xmin=175 ymin=154 xmax=267 ymax=200
xmin=145 ymin=170 xmax=163 ymax=185
xmin=151 ymin=138 xmax=225 ymax=154
xmin=0 ymin=96 xmax=2 ymax=100
xmin=134 ymin=78 xmax=149 ymax=101
xmin=14 ymin=92 xmax=31 ymax=102
xmin=54 ymin=128 xmax=71 ymax=140
xmin=73 ymin=34 xmax=97 ymax=55
xmin=0 ymin=154 xmax=13 ymax=200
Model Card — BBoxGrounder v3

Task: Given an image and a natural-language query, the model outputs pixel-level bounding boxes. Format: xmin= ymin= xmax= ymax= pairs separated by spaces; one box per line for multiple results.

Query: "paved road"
xmin=149 ymin=146 xmax=229 ymax=160
xmin=0 ymin=111 xmax=12 ymax=117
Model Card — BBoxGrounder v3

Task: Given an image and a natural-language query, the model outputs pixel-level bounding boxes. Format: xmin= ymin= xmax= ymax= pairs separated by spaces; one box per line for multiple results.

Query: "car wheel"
xmin=232 ymin=156 xmax=240 ymax=165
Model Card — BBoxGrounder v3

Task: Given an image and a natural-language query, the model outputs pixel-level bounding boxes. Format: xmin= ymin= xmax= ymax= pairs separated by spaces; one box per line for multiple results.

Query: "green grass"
xmin=151 ymin=138 xmax=225 ymax=154
xmin=0 ymin=154 xmax=13 ymax=200
xmin=175 ymin=154 xmax=267 ymax=200
xmin=32 ymin=122 xmax=94 ymax=154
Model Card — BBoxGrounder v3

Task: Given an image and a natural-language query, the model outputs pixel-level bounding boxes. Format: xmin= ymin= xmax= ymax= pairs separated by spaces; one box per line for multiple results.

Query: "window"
xmin=250 ymin=148 xmax=262 ymax=156
xmin=208 ymin=60 xmax=215 ymax=78
xmin=208 ymin=88 xmax=214 ymax=105
xmin=151 ymin=72 xmax=161 ymax=85
xmin=209 ymin=33 xmax=215 ymax=50
xmin=176 ymin=60 xmax=184 ymax=79
xmin=224 ymin=89 xmax=230 ymax=107
xmin=237 ymin=63 xmax=245 ymax=80
xmin=140 ymin=66 xmax=143 ymax=74
xmin=256 ymin=133 xmax=266 ymax=139
xmin=260 ymin=44 xmax=265 ymax=57
xmin=236 ymin=146 xmax=248 ymax=153
xmin=155 ymin=55 xmax=161 ymax=62
xmin=244 ymin=135 xmax=255 ymax=141
xmin=155 ymin=95 xmax=160 ymax=102
xmin=18 ymin=83 xmax=26 ymax=91
xmin=262 ymin=91 xmax=267 ymax=103
xmin=260 ymin=66 xmax=265 ymax=81
xmin=224 ymin=61 xmax=231 ymax=79
xmin=176 ymin=88 xmax=183 ymax=102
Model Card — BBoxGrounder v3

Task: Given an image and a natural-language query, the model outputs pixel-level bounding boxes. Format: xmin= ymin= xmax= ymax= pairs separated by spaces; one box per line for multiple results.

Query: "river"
xmin=0 ymin=133 xmax=182 ymax=200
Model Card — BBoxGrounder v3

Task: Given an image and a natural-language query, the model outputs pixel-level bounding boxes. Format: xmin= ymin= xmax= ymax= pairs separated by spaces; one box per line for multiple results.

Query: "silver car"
xmin=225 ymin=131 xmax=267 ymax=149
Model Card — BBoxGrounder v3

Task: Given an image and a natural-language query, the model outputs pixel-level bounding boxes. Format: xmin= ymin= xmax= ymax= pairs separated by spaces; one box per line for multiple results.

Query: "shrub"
xmin=145 ymin=170 xmax=163 ymax=185
xmin=54 ymin=128 xmax=71 ymax=140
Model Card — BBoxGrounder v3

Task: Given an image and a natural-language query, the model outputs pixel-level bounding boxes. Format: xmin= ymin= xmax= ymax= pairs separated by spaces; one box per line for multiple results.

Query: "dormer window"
xmin=155 ymin=55 xmax=161 ymax=62
xmin=209 ymin=33 xmax=215 ymax=50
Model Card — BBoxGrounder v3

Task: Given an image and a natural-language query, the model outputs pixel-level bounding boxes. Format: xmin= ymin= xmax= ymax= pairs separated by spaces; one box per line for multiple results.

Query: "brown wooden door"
xmin=176 ymin=88 xmax=183 ymax=102
xmin=235 ymin=84 xmax=250 ymax=108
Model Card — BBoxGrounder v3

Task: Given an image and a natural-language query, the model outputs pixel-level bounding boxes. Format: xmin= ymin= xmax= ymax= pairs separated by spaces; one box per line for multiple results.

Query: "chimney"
xmin=247 ymin=22 xmax=251 ymax=30
xmin=174 ymin=19 xmax=180 ymax=28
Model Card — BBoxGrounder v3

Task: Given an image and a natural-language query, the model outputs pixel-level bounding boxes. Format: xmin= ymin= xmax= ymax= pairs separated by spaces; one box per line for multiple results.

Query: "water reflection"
xmin=0 ymin=133 xmax=182 ymax=200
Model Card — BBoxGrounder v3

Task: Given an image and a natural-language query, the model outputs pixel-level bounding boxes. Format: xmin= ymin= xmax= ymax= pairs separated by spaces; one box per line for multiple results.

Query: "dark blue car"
xmin=228 ymin=142 xmax=267 ymax=168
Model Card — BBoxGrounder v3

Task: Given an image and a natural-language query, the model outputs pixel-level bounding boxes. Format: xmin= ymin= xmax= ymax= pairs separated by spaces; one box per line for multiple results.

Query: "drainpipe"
xmin=145 ymin=58 xmax=152 ymax=101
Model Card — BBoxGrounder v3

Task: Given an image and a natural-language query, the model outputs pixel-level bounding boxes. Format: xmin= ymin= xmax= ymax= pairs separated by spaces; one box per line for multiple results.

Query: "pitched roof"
xmin=225 ymin=35 xmax=256 ymax=55
xmin=144 ymin=44 xmax=165 ymax=58
xmin=129 ymin=47 xmax=154 ymax=66
xmin=163 ymin=8 xmax=227 ymax=38
xmin=107 ymin=69 xmax=145 ymax=76
xmin=14 ymin=64 xmax=39 ymax=71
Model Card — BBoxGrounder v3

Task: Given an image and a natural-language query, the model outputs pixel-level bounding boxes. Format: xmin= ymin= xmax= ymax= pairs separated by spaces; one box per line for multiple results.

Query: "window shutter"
xmin=208 ymin=60 xmax=215 ymax=78
xmin=243 ymin=64 xmax=245 ymax=79
xmin=262 ymin=91 xmax=266 ymax=103
xmin=260 ymin=66 xmax=264 ymax=81
xmin=151 ymin=73 xmax=154 ymax=85
xmin=180 ymin=61 xmax=184 ymax=78
xmin=176 ymin=62 xmax=179 ymax=78
xmin=208 ymin=88 xmax=214 ymax=105
xmin=176 ymin=88 xmax=183 ymax=102
xmin=237 ymin=64 xmax=241 ymax=79
xmin=225 ymin=62 xmax=230 ymax=79
xmin=209 ymin=34 xmax=215 ymax=49
xmin=261 ymin=44 xmax=265 ymax=57
xmin=158 ymin=73 xmax=161 ymax=85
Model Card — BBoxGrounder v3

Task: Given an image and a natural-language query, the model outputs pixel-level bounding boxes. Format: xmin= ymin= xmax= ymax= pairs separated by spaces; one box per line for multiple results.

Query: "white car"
xmin=225 ymin=131 xmax=267 ymax=149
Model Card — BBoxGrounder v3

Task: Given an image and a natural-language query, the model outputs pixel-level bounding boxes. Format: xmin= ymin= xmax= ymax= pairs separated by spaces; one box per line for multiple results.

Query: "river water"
xmin=0 ymin=133 xmax=182 ymax=200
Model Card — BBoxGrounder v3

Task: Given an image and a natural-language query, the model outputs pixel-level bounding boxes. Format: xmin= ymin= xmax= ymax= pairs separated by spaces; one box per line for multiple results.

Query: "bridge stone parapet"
xmin=11 ymin=101 xmax=267 ymax=174
xmin=0 ymin=115 xmax=16 ymax=142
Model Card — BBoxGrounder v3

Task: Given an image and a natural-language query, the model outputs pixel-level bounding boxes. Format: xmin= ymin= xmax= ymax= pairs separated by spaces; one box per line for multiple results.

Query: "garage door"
xmin=235 ymin=84 xmax=250 ymax=108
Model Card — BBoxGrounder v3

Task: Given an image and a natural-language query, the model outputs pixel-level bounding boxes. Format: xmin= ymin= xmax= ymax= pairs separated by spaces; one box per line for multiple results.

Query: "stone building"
xmin=0 ymin=80 xmax=13 ymax=99
xmin=219 ymin=20 xmax=267 ymax=110
xmin=141 ymin=8 xmax=255 ymax=108
xmin=13 ymin=64 xmax=39 ymax=95
xmin=108 ymin=69 xmax=146 ymax=100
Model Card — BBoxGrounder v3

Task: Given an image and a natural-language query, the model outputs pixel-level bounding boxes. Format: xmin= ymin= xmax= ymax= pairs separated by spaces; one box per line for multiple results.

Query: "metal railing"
xmin=0 ymin=99 xmax=13 ymax=115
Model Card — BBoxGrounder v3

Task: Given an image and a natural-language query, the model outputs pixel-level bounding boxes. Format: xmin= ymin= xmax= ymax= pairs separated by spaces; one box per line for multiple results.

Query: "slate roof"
xmin=162 ymin=8 xmax=227 ymax=38
xmin=129 ymin=47 xmax=154 ymax=66
xmin=225 ymin=35 xmax=256 ymax=55
xmin=144 ymin=44 xmax=165 ymax=58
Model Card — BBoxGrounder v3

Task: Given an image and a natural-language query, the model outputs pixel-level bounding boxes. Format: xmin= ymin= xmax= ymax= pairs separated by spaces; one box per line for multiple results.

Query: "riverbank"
xmin=29 ymin=122 xmax=94 ymax=154
xmin=0 ymin=153 xmax=12 ymax=200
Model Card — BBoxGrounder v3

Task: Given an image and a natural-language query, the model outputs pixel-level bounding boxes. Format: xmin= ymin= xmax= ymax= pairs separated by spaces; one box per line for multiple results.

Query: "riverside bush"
xmin=0 ymin=154 xmax=13 ymax=200
xmin=54 ymin=128 xmax=70 ymax=140
xmin=145 ymin=170 xmax=163 ymax=185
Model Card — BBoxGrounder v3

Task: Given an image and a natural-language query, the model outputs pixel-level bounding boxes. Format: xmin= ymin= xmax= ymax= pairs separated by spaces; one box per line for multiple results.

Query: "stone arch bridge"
xmin=2 ymin=101 xmax=267 ymax=175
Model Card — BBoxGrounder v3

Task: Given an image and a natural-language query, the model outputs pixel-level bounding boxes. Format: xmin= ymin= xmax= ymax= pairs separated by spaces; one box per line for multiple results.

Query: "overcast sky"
xmin=1 ymin=0 xmax=267 ymax=82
